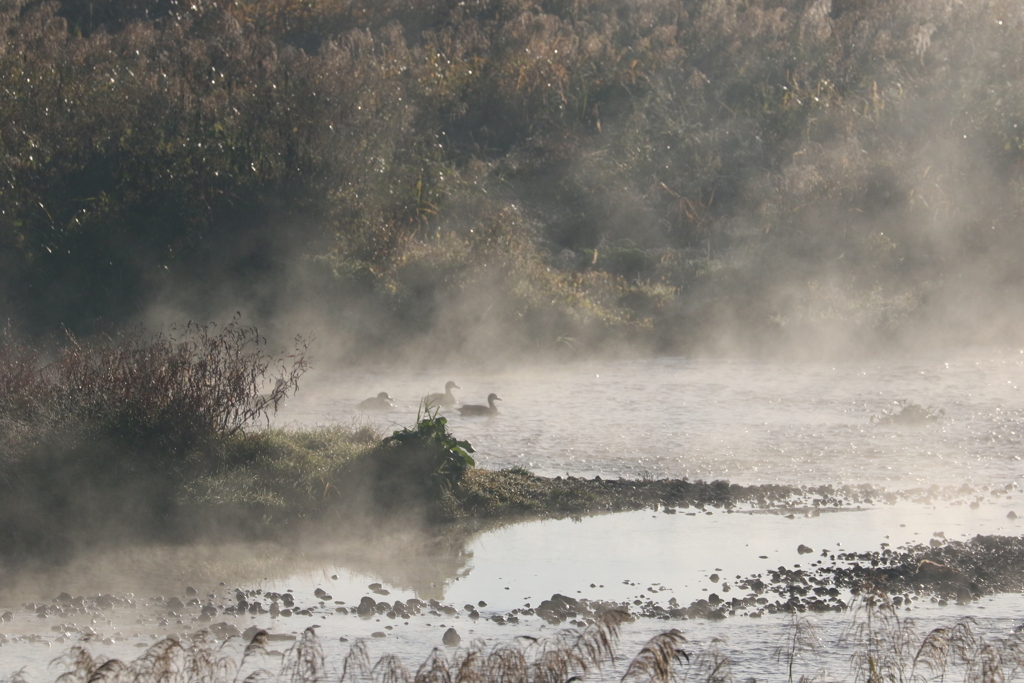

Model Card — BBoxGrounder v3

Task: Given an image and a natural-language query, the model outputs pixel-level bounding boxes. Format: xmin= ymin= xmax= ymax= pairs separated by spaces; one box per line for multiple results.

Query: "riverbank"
xmin=0 ymin=407 xmax=1001 ymax=564
xmin=4 ymin=519 xmax=1024 ymax=683
xmin=2 ymin=453 xmax=1024 ymax=682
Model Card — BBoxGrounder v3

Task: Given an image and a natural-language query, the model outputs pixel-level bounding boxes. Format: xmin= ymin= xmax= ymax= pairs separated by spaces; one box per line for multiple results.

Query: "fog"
xmin=3 ymin=3 xmax=1024 ymax=675
xmin=1 ymin=0 xmax=1022 ymax=368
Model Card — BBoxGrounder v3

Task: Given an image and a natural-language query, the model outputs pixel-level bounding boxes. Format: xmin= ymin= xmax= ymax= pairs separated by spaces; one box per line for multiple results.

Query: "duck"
xmin=458 ymin=393 xmax=501 ymax=416
xmin=424 ymin=381 xmax=460 ymax=409
xmin=358 ymin=392 xmax=395 ymax=411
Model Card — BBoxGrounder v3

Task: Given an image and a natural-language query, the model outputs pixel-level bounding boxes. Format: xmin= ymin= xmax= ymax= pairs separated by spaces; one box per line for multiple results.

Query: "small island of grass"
xmin=0 ymin=320 xmax=849 ymax=564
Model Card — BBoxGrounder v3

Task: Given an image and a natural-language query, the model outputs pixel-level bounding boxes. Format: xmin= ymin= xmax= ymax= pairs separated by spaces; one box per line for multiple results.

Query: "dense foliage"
xmin=382 ymin=411 xmax=476 ymax=488
xmin=2 ymin=0 xmax=1023 ymax=357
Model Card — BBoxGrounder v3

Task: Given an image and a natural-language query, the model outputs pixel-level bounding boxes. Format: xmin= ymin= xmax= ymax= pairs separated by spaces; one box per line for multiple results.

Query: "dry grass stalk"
xmin=684 ymin=638 xmax=729 ymax=683
xmin=773 ymin=616 xmax=823 ymax=683
xmin=36 ymin=600 xmax=1024 ymax=683
xmin=340 ymin=639 xmax=373 ymax=683
xmin=281 ymin=628 xmax=327 ymax=683
xmin=413 ymin=648 xmax=452 ymax=683
xmin=51 ymin=633 xmax=238 ymax=683
xmin=372 ymin=654 xmax=411 ymax=683
xmin=621 ymin=628 xmax=689 ymax=683
xmin=480 ymin=645 xmax=528 ymax=683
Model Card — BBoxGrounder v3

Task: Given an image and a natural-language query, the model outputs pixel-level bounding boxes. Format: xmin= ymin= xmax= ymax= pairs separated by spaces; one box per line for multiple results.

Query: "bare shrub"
xmin=0 ymin=317 xmax=309 ymax=557
xmin=0 ymin=316 xmax=308 ymax=462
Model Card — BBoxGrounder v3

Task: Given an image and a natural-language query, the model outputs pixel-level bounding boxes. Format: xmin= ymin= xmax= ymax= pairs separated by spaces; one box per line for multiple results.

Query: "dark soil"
xmin=452 ymin=468 xmax=885 ymax=521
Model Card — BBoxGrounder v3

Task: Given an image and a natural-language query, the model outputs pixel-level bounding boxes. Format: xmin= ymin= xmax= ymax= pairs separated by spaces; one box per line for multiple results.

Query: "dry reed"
xmin=27 ymin=598 xmax=1024 ymax=683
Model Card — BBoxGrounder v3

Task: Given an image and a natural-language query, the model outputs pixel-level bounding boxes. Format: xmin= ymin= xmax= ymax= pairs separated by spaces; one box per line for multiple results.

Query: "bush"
xmin=4 ymin=0 xmax=1024 ymax=355
xmin=336 ymin=410 xmax=476 ymax=519
xmin=382 ymin=410 xmax=476 ymax=489
xmin=180 ymin=424 xmax=380 ymax=534
xmin=0 ymin=317 xmax=309 ymax=464
xmin=0 ymin=318 xmax=309 ymax=558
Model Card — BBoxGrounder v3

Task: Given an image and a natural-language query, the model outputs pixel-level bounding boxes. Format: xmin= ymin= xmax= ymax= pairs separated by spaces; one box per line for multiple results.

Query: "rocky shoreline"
xmin=1 ymin=471 xmax=1019 ymax=659
xmin=3 ymin=528 xmax=1023 ymax=653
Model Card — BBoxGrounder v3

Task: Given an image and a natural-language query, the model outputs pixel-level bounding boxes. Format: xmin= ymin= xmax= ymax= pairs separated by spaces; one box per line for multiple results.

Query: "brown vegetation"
xmin=41 ymin=599 xmax=1024 ymax=683
xmin=0 ymin=319 xmax=308 ymax=558
xmin=1 ymin=0 xmax=1023 ymax=358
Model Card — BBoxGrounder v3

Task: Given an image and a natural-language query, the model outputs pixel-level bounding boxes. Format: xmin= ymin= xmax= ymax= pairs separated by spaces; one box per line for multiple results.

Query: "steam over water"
xmin=4 ymin=350 xmax=1024 ymax=681
xmin=287 ymin=350 xmax=1024 ymax=491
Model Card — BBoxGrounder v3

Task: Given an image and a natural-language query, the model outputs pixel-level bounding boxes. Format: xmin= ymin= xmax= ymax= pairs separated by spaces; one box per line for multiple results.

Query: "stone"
xmin=915 ymin=559 xmax=960 ymax=580
xmin=357 ymin=596 xmax=377 ymax=617
xmin=442 ymin=627 xmax=461 ymax=646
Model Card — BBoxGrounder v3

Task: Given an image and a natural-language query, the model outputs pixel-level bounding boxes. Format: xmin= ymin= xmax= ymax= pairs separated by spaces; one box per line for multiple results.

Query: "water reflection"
xmin=3 ymin=351 xmax=1024 ymax=679
xmin=1 ymin=499 xmax=1022 ymax=680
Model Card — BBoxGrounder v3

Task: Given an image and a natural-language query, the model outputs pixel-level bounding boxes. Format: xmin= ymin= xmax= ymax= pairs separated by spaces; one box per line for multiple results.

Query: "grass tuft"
xmin=43 ymin=600 xmax=1024 ymax=683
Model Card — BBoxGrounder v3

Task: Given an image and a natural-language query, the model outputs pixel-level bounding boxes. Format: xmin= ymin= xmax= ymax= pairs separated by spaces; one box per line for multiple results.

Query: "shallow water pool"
xmin=2 ymin=350 xmax=1024 ymax=680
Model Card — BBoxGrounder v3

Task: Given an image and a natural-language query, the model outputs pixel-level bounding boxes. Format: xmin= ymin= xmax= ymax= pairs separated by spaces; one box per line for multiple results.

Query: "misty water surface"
xmin=3 ymin=351 xmax=1024 ymax=681
xmin=286 ymin=350 xmax=1024 ymax=490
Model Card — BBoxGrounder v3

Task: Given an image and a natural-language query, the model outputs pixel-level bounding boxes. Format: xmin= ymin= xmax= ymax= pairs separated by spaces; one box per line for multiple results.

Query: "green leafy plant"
xmin=382 ymin=405 xmax=475 ymax=489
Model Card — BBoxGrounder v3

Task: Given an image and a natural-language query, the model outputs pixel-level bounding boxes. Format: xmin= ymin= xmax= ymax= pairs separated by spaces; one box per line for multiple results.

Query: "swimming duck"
xmin=458 ymin=393 xmax=501 ymax=416
xmin=358 ymin=392 xmax=395 ymax=411
xmin=424 ymin=381 xmax=460 ymax=409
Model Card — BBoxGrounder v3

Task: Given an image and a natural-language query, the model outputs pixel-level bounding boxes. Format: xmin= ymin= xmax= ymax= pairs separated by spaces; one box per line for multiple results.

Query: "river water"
xmin=2 ymin=350 xmax=1023 ymax=681
xmin=288 ymin=349 xmax=1024 ymax=489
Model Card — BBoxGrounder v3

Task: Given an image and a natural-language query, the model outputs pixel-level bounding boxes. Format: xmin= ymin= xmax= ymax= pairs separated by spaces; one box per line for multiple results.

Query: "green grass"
xmin=183 ymin=425 xmax=380 ymax=513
